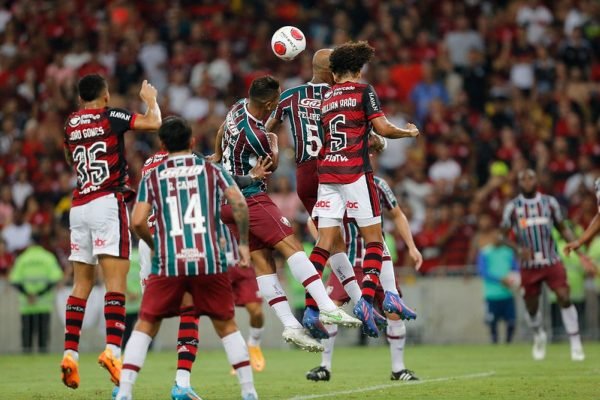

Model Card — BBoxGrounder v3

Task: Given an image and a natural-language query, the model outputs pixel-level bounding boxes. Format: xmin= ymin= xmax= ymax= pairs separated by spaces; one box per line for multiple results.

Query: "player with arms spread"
xmin=61 ymin=74 xmax=161 ymax=389
xmin=215 ymin=76 xmax=361 ymax=353
xmin=117 ymin=117 xmax=258 ymax=400
xmin=265 ymin=50 xmax=365 ymax=339
xmin=310 ymin=41 xmax=419 ymax=337
xmin=501 ymin=169 xmax=585 ymax=361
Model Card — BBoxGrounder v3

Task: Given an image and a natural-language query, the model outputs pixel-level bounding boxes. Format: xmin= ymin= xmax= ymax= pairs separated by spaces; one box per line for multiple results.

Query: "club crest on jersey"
xmin=299 ymin=98 xmax=321 ymax=108
xmin=68 ymin=116 xmax=81 ymax=127
xmin=323 ymin=90 xmax=333 ymax=99
xmin=280 ymin=217 xmax=292 ymax=227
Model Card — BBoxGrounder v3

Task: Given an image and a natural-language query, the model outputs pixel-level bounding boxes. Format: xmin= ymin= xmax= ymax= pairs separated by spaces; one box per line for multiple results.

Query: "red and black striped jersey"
xmin=64 ymin=108 xmax=138 ymax=206
xmin=137 ymin=154 xmax=235 ymax=276
xmin=318 ymin=82 xmax=384 ymax=184
xmin=141 ymin=151 xmax=169 ymax=234
xmin=501 ymin=193 xmax=563 ymax=269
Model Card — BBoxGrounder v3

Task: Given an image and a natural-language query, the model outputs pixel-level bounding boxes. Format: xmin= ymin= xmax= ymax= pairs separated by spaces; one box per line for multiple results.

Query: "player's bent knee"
xmin=212 ymin=319 xmax=239 ymax=338
xmin=134 ymin=318 xmax=161 ymax=338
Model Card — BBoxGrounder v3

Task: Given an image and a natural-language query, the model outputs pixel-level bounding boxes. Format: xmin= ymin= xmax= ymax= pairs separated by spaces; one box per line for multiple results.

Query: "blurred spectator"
xmin=564 ymin=155 xmax=596 ymax=201
xmin=11 ymin=169 xmax=33 ymax=209
xmin=516 ymin=0 xmax=553 ymax=45
xmin=0 ymin=238 xmax=13 ymax=277
xmin=444 ymin=15 xmax=484 ymax=71
xmin=166 ymin=69 xmax=192 ymax=116
xmin=473 ymin=213 xmax=518 ymax=344
xmin=440 ymin=202 xmax=475 ymax=269
xmin=410 ymin=63 xmax=449 ymax=125
xmin=558 ymin=27 xmax=594 ymax=73
xmin=2 ymin=210 xmax=31 ymax=254
xmin=8 ymin=234 xmax=63 ymax=353
xmin=138 ymin=28 xmax=169 ymax=93
xmin=414 ymin=208 xmax=443 ymax=274
xmin=428 ymin=142 xmax=461 ymax=194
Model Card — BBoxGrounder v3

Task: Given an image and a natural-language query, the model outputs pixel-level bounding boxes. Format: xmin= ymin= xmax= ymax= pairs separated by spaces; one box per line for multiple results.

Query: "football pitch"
xmin=1 ymin=343 xmax=598 ymax=399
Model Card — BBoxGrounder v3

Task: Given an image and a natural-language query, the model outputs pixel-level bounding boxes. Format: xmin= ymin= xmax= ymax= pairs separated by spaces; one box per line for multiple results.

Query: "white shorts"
xmin=312 ymin=174 xmax=381 ymax=226
xmin=69 ymin=194 xmax=131 ymax=265
xmin=138 ymin=239 xmax=152 ymax=286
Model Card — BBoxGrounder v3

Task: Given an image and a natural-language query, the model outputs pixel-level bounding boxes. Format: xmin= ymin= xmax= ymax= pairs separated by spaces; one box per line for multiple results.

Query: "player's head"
xmin=158 ymin=116 xmax=192 ymax=153
xmin=330 ymin=41 xmax=374 ymax=82
xmin=249 ymin=75 xmax=281 ymax=113
xmin=517 ymin=168 xmax=538 ymax=197
xmin=78 ymin=74 xmax=109 ymax=105
xmin=312 ymin=49 xmax=333 ymax=85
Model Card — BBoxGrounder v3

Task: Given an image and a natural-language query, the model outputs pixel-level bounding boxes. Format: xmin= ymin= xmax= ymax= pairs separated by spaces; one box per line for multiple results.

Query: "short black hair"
xmin=330 ymin=41 xmax=375 ymax=77
xmin=249 ymin=76 xmax=280 ymax=103
xmin=78 ymin=74 xmax=108 ymax=102
xmin=159 ymin=116 xmax=192 ymax=152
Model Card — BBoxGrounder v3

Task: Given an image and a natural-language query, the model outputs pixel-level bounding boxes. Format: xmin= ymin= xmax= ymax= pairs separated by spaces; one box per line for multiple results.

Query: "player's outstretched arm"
xmin=223 ymin=185 xmax=250 ymax=267
xmin=132 ymin=80 xmax=162 ymax=131
xmin=131 ymin=201 xmax=154 ymax=250
xmin=211 ymin=122 xmax=226 ymax=163
xmin=265 ymin=132 xmax=279 ymax=171
xmin=565 ymin=213 xmax=600 ymax=255
xmin=371 ymin=116 xmax=419 ymax=139
xmin=265 ymin=117 xmax=282 ymax=134
xmin=231 ymin=156 xmax=273 ymax=188
xmin=390 ymin=206 xmax=422 ymax=270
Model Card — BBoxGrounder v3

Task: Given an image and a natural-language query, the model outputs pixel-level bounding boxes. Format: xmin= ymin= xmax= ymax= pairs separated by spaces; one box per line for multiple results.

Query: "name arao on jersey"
xmin=159 ymin=165 xmax=204 ymax=179
xmin=322 ymin=98 xmax=357 ymax=113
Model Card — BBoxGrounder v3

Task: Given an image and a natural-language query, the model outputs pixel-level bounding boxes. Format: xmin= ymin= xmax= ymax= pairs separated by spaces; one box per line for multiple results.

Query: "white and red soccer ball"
xmin=271 ymin=26 xmax=306 ymax=61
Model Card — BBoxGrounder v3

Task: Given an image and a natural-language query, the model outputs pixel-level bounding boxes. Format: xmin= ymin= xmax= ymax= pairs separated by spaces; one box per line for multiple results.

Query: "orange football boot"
xmin=98 ymin=348 xmax=122 ymax=385
xmin=61 ymin=354 xmax=80 ymax=389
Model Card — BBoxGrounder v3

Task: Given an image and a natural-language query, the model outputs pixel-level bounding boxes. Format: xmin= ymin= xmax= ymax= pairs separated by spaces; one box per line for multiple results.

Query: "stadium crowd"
xmin=0 ymin=0 xmax=599 ymax=330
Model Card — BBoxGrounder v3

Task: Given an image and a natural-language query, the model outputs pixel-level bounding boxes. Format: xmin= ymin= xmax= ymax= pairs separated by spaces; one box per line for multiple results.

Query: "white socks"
xmin=107 ymin=343 xmax=122 ymax=359
xmin=175 ymin=369 xmax=191 ymax=388
xmin=256 ymin=274 xmax=302 ymax=329
xmin=63 ymin=349 xmax=79 ymax=361
xmin=387 ymin=319 xmax=406 ymax=372
xmin=222 ymin=331 xmax=257 ymax=398
xmin=287 ymin=252 xmax=337 ymax=312
xmin=560 ymin=305 xmax=583 ymax=350
xmin=329 ymin=252 xmax=362 ymax=304
xmin=380 ymin=259 xmax=399 ymax=295
xmin=320 ymin=324 xmax=338 ymax=371
xmin=525 ymin=310 xmax=544 ymax=334
xmin=248 ymin=327 xmax=264 ymax=347
xmin=118 ymin=331 xmax=153 ymax=398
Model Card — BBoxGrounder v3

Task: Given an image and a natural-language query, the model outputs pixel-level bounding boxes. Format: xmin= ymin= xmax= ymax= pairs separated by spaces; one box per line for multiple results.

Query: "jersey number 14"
xmin=165 ymin=194 xmax=206 ymax=236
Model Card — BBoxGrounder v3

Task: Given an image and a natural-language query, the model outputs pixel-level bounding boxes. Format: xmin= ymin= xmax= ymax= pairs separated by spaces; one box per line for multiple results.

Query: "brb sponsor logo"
xmin=94 ymin=238 xmax=107 ymax=248
xmin=315 ymin=200 xmax=331 ymax=209
xmin=70 ymin=243 xmax=80 ymax=251
xmin=346 ymin=201 xmax=359 ymax=209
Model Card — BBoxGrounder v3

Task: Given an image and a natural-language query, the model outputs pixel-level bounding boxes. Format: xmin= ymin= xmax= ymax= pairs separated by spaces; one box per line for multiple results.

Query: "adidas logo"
xmin=177 ymin=346 xmax=189 ymax=353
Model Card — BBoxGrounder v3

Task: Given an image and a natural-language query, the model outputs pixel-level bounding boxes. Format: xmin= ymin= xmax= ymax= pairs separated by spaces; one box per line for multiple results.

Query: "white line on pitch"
xmin=287 ymin=371 xmax=496 ymax=400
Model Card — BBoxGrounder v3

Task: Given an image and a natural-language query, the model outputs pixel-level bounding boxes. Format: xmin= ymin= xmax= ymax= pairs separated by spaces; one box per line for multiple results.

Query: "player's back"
xmin=272 ymin=82 xmax=329 ymax=165
xmin=222 ymin=99 xmax=272 ymax=198
xmin=143 ymin=154 xmax=228 ymax=276
xmin=65 ymin=107 xmax=136 ymax=205
xmin=319 ymin=82 xmax=384 ymax=184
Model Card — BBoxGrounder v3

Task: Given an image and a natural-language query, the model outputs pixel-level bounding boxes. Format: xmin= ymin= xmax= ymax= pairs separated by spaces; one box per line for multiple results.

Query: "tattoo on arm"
xmin=230 ymin=195 xmax=249 ymax=246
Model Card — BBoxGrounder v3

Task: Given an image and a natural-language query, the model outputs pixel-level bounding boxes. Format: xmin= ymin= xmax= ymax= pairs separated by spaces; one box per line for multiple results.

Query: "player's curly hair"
xmin=329 ymin=41 xmax=375 ymax=77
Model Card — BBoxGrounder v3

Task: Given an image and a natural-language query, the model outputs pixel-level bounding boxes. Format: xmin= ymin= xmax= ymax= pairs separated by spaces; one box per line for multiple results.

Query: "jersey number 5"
xmin=165 ymin=193 xmax=206 ymax=236
xmin=329 ymin=115 xmax=347 ymax=153
xmin=72 ymin=143 xmax=110 ymax=187
xmin=305 ymin=123 xmax=323 ymax=157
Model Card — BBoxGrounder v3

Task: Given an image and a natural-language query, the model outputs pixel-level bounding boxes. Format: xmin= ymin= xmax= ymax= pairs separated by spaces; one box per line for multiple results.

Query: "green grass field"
xmin=1 ymin=343 xmax=598 ymax=399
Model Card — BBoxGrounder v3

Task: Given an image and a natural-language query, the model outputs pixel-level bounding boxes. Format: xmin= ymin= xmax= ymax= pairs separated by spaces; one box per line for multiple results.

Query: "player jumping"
xmin=501 ymin=169 xmax=585 ymax=361
xmin=61 ymin=74 xmax=161 ymax=389
xmin=117 ymin=117 xmax=258 ymax=400
xmin=310 ymin=41 xmax=419 ymax=338
xmin=265 ymin=49 xmax=366 ymax=339
xmin=215 ymin=76 xmax=361 ymax=353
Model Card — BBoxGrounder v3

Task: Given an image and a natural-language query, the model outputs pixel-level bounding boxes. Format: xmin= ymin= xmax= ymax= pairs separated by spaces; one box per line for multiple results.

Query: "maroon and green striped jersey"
xmin=270 ymin=82 xmax=330 ymax=165
xmin=136 ymin=154 xmax=235 ymax=276
xmin=319 ymin=82 xmax=384 ymax=184
xmin=501 ymin=193 xmax=563 ymax=269
xmin=221 ymin=99 xmax=272 ymax=198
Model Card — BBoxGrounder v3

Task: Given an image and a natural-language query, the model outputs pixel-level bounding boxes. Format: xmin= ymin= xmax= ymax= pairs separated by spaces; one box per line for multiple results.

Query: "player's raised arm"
xmin=223 ymin=185 xmax=250 ymax=267
xmin=371 ymin=117 xmax=420 ymax=139
xmin=211 ymin=122 xmax=226 ymax=163
xmin=565 ymin=213 xmax=600 ymax=255
xmin=389 ymin=205 xmax=422 ymax=270
xmin=131 ymin=80 xmax=162 ymax=131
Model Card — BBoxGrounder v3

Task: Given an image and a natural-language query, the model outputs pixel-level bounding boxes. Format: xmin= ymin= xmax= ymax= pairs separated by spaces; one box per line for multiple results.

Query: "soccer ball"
xmin=271 ymin=26 xmax=306 ymax=61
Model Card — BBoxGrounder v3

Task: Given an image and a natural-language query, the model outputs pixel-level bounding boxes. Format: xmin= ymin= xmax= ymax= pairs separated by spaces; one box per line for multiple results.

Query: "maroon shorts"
xmin=222 ymin=193 xmax=294 ymax=251
xmin=520 ymin=262 xmax=568 ymax=298
xmin=326 ymin=265 xmax=402 ymax=308
xmin=296 ymin=159 xmax=319 ymax=215
xmin=228 ymin=265 xmax=262 ymax=306
xmin=139 ymin=273 xmax=235 ymax=323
